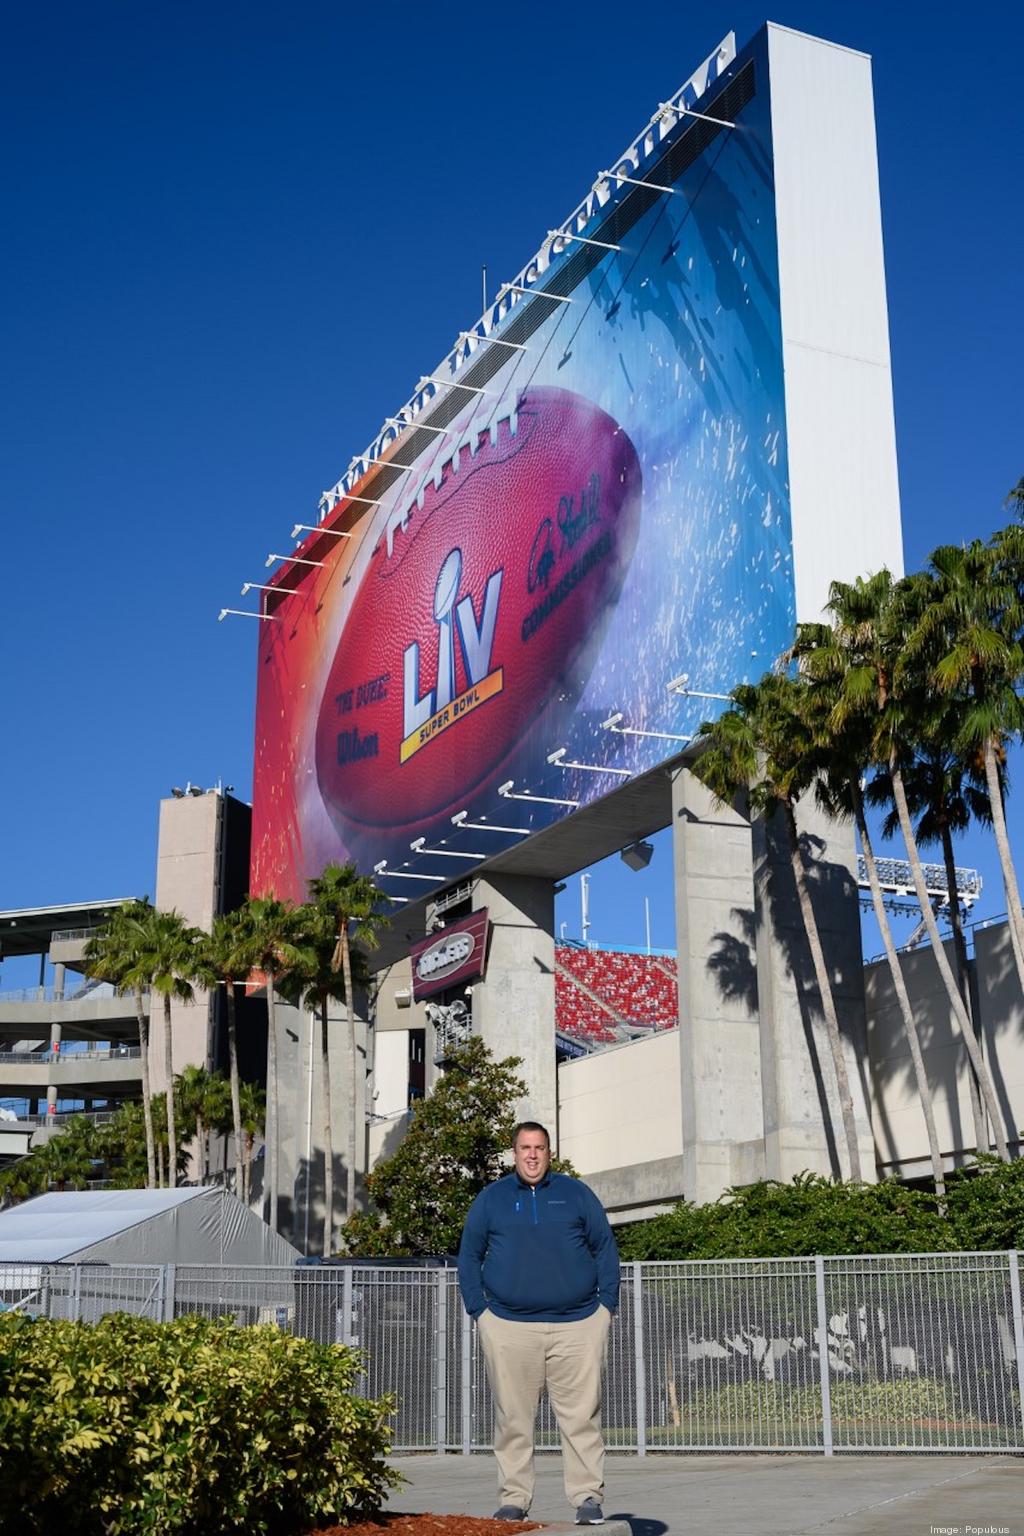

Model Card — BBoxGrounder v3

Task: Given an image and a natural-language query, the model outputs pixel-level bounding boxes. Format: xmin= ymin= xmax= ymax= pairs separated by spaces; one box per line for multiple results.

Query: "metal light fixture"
xmin=656 ymin=100 xmax=735 ymax=130
xmin=418 ymin=374 xmax=493 ymax=396
xmin=600 ymin=711 xmax=692 ymax=745
xmin=620 ymin=840 xmax=654 ymax=872
xmin=498 ymin=780 xmax=579 ymax=809
xmin=218 ymin=608 xmax=277 ymax=622
xmin=499 ymin=283 xmax=573 ymax=304
xmin=290 ymin=524 xmax=352 ymax=541
xmin=547 ymin=747 xmax=630 ymax=778
xmin=451 ymin=811 xmax=530 ymax=836
xmin=666 ymin=672 xmax=731 ymax=702
xmin=457 ymin=331 xmax=527 ymax=352
xmin=548 ymin=229 xmax=621 ymax=252
xmin=265 ymin=553 xmax=326 ymax=570
xmin=410 ymin=837 xmax=485 ymax=861
xmin=596 ymin=169 xmax=679 ymax=195
xmin=373 ymin=861 xmax=443 ymax=883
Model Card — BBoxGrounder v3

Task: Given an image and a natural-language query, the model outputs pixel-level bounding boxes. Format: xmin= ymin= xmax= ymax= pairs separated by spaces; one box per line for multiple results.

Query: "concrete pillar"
xmin=471 ymin=874 xmax=557 ymax=1144
xmin=753 ymin=797 xmax=875 ymax=1183
xmin=672 ymin=767 xmax=765 ymax=1201
xmin=53 ymin=963 xmax=66 ymax=1001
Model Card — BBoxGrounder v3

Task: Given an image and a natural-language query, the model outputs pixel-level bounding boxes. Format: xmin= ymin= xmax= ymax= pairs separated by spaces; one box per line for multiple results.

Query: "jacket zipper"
xmin=531 ymin=1187 xmax=538 ymax=1225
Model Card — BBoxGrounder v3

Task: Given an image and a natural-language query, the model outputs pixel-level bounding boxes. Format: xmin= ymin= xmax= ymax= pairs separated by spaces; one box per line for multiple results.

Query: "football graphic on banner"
xmin=314 ymin=386 xmax=642 ymax=843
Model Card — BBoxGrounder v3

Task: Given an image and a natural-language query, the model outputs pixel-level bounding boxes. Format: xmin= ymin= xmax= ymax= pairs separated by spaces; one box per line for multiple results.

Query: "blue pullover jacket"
xmin=458 ymin=1170 xmax=620 ymax=1322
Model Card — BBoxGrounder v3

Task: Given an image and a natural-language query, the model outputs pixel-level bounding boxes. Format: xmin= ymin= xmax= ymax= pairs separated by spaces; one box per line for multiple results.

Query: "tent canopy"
xmin=0 ymin=1188 xmax=299 ymax=1265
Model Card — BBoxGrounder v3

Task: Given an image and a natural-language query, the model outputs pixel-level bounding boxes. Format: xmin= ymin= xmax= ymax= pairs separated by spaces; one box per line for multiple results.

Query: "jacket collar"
xmin=513 ymin=1168 xmax=552 ymax=1191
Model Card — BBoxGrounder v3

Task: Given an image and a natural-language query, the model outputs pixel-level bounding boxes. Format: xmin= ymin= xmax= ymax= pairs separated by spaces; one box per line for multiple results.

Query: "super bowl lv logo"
xmin=401 ymin=549 xmax=504 ymax=763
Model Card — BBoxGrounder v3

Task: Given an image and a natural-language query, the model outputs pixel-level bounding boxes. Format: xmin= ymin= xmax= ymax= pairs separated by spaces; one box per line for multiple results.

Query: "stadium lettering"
xmin=416 ymin=932 xmax=474 ymax=980
xmin=558 ymin=472 xmax=600 ymax=549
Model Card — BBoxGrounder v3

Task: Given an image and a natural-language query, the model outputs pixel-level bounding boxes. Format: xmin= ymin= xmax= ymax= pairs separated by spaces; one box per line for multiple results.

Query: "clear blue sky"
xmin=2 ymin=1 xmax=1022 ymax=974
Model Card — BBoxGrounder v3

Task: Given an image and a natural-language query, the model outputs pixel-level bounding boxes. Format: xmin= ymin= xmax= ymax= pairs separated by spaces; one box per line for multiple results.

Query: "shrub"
xmin=615 ymin=1172 xmax=952 ymax=1260
xmin=0 ymin=1311 xmax=399 ymax=1536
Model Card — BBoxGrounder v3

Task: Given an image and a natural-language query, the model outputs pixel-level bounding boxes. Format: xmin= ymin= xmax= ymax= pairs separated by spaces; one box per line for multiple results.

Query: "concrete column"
xmin=53 ymin=963 xmax=66 ymax=1001
xmin=753 ymin=796 xmax=875 ymax=1183
xmin=672 ymin=767 xmax=765 ymax=1201
xmin=471 ymin=874 xmax=557 ymax=1144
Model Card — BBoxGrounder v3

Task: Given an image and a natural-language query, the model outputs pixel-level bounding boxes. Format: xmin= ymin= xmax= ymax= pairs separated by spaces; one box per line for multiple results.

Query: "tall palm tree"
xmin=175 ymin=1065 xmax=230 ymax=1184
xmin=693 ymin=672 xmax=864 ymax=1182
xmin=903 ymin=537 xmax=1024 ymax=1000
xmin=816 ymin=571 xmax=1009 ymax=1161
xmin=306 ymin=864 xmax=390 ymax=1235
xmin=238 ymin=1079 xmax=265 ymax=1205
xmin=84 ymin=900 xmax=159 ymax=1188
xmin=794 ymin=624 xmax=948 ymax=1201
xmin=240 ymin=897 xmax=305 ymax=1228
xmin=144 ymin=910 xmax=204 ymax=1185
xmin=282 ymin=912 xmax=357 ymax=1256
xmin=205 ymin=906 xmax=260 ymax=1197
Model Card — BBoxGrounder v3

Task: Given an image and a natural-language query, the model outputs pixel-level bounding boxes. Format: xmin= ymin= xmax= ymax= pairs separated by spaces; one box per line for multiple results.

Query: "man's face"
xmin=514 ymin=1129 xmax=551 ymax=1186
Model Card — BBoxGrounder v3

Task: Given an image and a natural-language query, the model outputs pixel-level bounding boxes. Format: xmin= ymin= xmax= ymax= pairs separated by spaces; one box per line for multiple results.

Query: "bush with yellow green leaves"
xmin=0 ymin=1311 xmax=399 ymax=1535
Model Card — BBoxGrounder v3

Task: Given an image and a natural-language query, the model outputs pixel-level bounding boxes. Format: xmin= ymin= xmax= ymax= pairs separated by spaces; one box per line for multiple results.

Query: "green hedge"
xmin=0 ymin=1312 xmax=399 ymax=1536
xmin=615 ymin=1160 xmax=1024 ymax=1260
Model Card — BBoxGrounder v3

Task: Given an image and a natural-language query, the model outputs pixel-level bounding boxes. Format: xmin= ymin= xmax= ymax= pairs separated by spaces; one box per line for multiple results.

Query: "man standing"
xmin=458 ymin=1121 xmax=620 ymax=1525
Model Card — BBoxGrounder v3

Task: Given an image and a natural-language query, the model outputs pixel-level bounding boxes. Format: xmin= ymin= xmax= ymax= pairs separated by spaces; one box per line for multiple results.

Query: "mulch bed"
xmin=310 ymin=1517 xmax=543 ymax=1536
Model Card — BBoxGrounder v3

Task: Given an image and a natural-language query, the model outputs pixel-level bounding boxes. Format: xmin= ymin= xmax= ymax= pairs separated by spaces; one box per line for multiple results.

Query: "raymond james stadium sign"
xmin=410 ymin=909 xmax=489 ymax=1001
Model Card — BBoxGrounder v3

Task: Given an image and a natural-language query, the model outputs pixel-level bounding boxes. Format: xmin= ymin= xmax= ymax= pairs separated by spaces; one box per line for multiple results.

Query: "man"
xmin=458 ymin=1121 xmax=620 ymax=1526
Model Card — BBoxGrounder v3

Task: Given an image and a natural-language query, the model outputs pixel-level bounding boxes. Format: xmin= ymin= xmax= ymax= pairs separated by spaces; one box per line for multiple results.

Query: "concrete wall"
xmin=975 ymin=922 xmax=1024 ymax=1152
xmin=150 ymin=793 xmax=222 ymax=1088
xmin=767 ymin=22 xmax=904 ymax=621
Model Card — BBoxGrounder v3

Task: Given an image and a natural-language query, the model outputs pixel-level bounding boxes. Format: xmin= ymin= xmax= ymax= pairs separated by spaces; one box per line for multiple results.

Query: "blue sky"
xmin=2 ymin=1 xmax=1022 ymax=976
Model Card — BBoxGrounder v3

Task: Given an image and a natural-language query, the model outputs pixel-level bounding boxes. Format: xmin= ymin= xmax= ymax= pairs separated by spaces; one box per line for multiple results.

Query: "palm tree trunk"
xmin=982 ymin=736 xmax=1024 ymax=995
xmin=341 ymin=927 xmax=357 ymax=1223
xmin=320 ymin=995 xmax=334 ymax=1256
xmin=854 ymin=782 xmax=946 ymax=1204
xmin=163 ymin=994 xmax=177 ymax=1184
xmin=783 ymin=802 xmax=863 ymax=1182
xmin=890 ymin=760 xmax=1009 ymax=1159
xmin=266 ymin=975 xmax=279 ymax=1229
xmin=196 ymin=1113 xmax=206 ymax=1183
xmin=226 ymin=981 xmax=244 ymax=1200
xmin=133 ymin=985 xmax=157 ymax=1189
xmin=244 ymin=1133 xmax=253 ymax=1204
xmin=157 ymin=1138 xmax=165 ymax=1189
xmin=940 ymin=822 xmax=987 ymax=1155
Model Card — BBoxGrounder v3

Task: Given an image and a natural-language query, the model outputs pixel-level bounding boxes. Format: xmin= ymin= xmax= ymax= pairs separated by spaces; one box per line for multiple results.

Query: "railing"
xmin=0 ymin=982 xmax=138 ymax=1005
xmin=0 ymin=1046 xmax=141 ymax=1065
xmin=1 ymin=1254 xmax=1022 ymax=1455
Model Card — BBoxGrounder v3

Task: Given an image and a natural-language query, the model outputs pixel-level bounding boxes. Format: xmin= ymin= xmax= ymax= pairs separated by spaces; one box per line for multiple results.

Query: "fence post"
xmin=342 ymin=1266 xmax=355 ymax=1347
xmin=814 ymin=1256 xmax=833 ymax=1456
xmin=435 ymin=1269 xmax=448 ymax=1455
xmin=460 ymin=1287 xmax=473 ymax=1455
xmin=160 ymin=1263 xmax=176 ymax=1323
xmin=69 ymin=1265 xmax=82 ymax=1323
xmin=1008 ymin=1251 xmax=1024 ymax=1442
xmin=632 ymin=1262 xmax=647 ymax=1456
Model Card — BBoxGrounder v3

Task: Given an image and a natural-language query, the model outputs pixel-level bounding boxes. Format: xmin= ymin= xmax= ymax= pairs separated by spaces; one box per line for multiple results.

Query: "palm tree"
xmin=815 ymin=571 xmax=1009 ymax=1161
xmin=205 ymin=906 xmax=260 ymax=1197
xmin=84 ymin=900 xmax=159 ymax=1188
xmin=693 ymin=672 xmax=864 ymax=1182
xmin=864 ymin=735 xmax=991 ymax=1157
xmin=139 ymin=909 xmax=204 ymax=1185
xmin=794 ymin=622 xmax=948 ymax=1200
xmin=175 ymin=1065 xmax=231 ymax=1184
xmin=238 ymin=1079 xmax=265 ymax=1204
xmin=240 ymin=898 xmax=305 ymax=1228
xmin=305 ymin=864 xmax=390 ymax=1237
xmin=282 ymin=913 xmax=352 ymax=1256
xmin=903 ymin=537 xmax=1024 ymax=1002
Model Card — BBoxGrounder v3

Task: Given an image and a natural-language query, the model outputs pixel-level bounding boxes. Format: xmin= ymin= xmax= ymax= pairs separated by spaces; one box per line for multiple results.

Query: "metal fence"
xmin=2 ymin=1253 xmax=1023 ymax=1455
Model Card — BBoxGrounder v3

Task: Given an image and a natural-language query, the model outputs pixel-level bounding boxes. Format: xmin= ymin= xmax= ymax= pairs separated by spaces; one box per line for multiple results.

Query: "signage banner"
xmin=410 ymin=909 xmax=489 ymax=1001
xmin=251 ymin=29 xmax=792 ymax=901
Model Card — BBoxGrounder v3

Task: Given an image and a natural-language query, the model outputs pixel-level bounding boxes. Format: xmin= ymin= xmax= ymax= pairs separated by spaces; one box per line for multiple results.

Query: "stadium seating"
xmin=555 ymin=947 xmax=678 ymax=1047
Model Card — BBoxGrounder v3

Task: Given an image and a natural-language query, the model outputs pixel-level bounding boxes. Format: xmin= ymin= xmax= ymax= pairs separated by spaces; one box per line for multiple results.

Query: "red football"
xmin=314 ymin=385 xmax=642 ymax=843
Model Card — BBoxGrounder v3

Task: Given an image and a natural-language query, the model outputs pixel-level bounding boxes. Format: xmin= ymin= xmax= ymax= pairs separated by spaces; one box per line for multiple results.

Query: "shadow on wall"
xmin=703 ymin=810 xmax=866 ymax=1180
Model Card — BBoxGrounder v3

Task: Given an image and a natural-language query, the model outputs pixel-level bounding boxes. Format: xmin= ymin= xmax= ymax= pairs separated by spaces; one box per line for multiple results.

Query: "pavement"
xmin=388 ymin=1451 xmax=1022 ymax=1535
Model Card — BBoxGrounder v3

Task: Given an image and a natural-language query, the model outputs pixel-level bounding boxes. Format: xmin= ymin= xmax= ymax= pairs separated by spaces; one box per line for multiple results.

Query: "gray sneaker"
xmin=493 ymin=1507 xmax=528 ymax=1522
xmin=575 ymin=1501 xmax=605 ymax=1525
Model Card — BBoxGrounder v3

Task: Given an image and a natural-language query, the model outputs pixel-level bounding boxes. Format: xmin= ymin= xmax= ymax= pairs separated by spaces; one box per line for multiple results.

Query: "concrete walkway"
xmin=389 ymin=1452 xmax=1022 ymax=1535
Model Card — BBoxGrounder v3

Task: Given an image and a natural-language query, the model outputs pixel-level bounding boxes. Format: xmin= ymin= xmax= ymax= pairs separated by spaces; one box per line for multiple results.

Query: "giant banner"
xmin=252 ymin=29 xmax=794 ymax=902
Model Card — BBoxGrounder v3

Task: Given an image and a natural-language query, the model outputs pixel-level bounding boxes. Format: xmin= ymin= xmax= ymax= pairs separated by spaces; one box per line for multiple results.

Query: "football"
xmin=314 ymin=385 xmax=642 ymax=845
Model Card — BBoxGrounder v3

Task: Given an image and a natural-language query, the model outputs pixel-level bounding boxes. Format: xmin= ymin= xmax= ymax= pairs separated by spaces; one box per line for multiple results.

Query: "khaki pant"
xmin=477 ymin=1306 xmax=611 ymax=1513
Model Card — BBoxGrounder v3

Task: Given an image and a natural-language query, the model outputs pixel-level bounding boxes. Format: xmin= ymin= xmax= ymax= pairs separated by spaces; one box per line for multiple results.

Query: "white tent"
xmin=0 ymin=1188 xmax=299 ymax=1265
